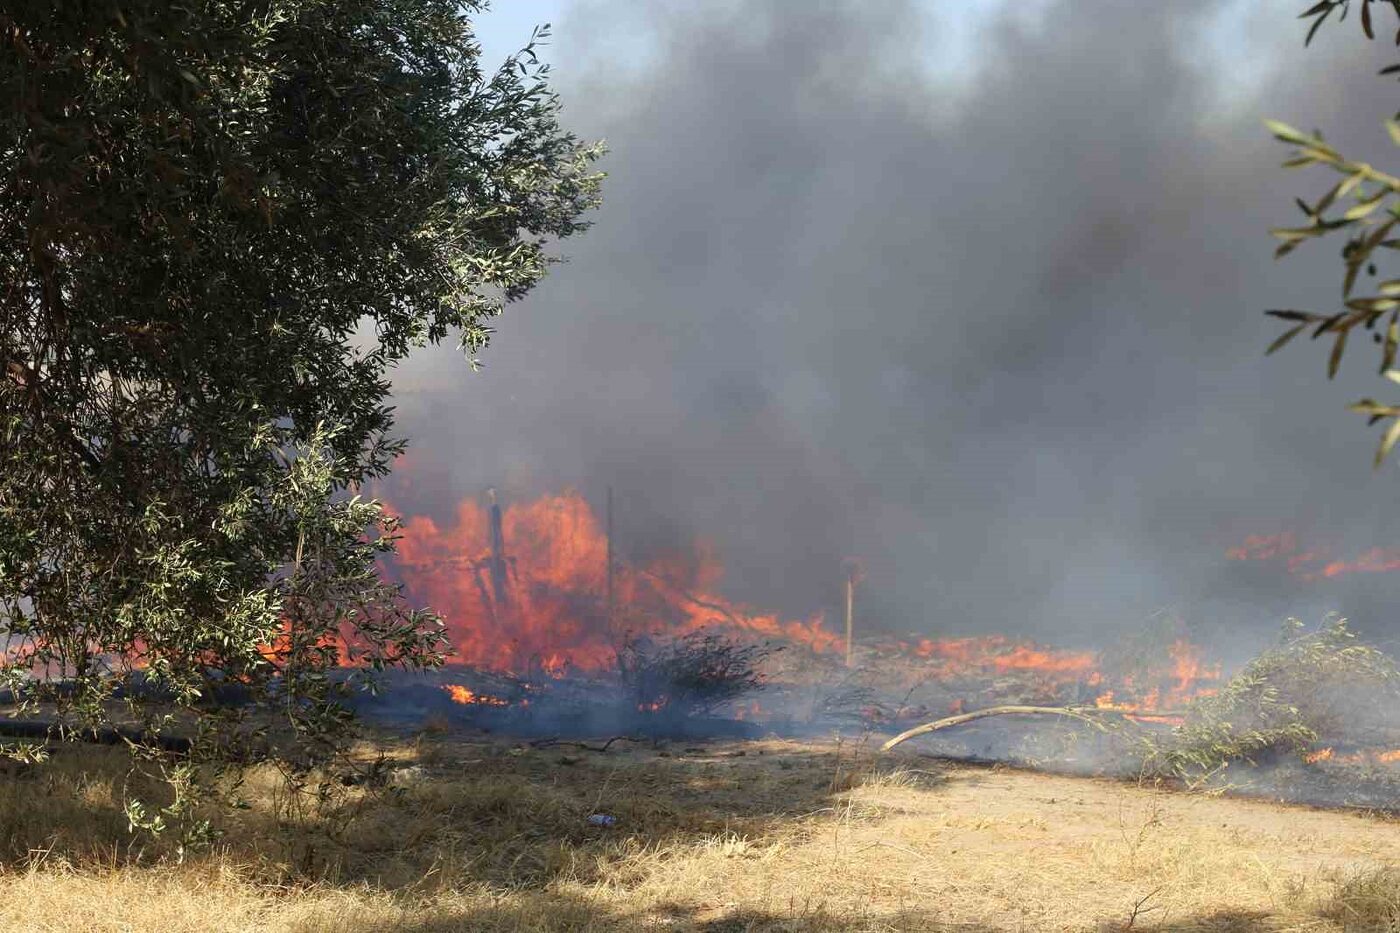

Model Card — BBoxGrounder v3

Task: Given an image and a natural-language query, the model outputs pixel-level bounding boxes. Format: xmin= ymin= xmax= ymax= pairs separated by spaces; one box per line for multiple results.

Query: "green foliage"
xmin=1266 ymin=2 xmax=1400 ymax=465
xmin=1297 ymin=1 xmax=1400 ymax=47
xmin=1142 ymin=615 xmax=1399 ymax=781
xmin=0 ymin=0 xmax=602 ymax=839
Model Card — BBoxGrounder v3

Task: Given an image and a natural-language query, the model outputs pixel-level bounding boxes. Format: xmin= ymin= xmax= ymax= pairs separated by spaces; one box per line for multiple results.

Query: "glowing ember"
xmin=1320 ymin=548 xmax=1400 ymax=578
xmin=1093 ymin=690 xmax=1123 ymax=710
xmin=733 ymin=700 xmax=765 ymax=721
xmin=1093 ymin=690 xmax=1182 ymax=724
xmin=441 ymin=685 xmax=509 ymax=706
xmin=1301 ymin=747 xmax=1400 ymax=766
xmin=1123 ymin=713 xmax=1186 ymax=726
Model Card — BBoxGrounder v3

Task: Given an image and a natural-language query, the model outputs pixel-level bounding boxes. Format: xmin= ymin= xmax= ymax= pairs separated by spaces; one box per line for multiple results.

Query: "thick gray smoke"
xmin=386 ymin=0 xmax=1400 ymax=655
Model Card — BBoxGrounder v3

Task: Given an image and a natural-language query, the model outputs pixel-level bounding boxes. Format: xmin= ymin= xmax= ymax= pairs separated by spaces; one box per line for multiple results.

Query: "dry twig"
xmin=527 ymin=735 xmax=635 ymax=753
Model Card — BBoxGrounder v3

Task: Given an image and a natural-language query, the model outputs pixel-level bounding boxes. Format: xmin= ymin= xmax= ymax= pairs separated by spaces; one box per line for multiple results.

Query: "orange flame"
xmin=1319 ymin=548 xmax=1400 ymax=579
xmin=1227 ymin=532 xmax=1400 ymax=582
xmin=441 ymin=684 xmax=509 ymax=706
xmin=733 ymin=700 xmax=764 ymax=721
xmin=389 ymin=491 xmax=834 ymax=675
xmin=1164 ymin=639 xmax=1221 ymax=707
xmin=898 ymin=636 xmax=1097 ymax=679
xmin=384 ymin=490 xmax=1226 ymax=716
xmin=1300 ymin=747 xmax=1400 ymax=765
xmin=1086 ymin=641 xmax=1221 ymax=718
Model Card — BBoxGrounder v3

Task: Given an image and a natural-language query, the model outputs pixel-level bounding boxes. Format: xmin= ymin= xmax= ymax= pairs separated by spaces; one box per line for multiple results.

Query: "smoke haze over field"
xmin=384 ymin=0 xmax=1400 ymax=652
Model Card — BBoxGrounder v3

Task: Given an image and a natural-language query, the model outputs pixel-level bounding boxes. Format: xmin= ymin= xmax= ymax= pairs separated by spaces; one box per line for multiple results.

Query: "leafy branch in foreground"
xmin=1297 ymin=1 xmax=1400 ymax=48
xmin=1265 ymin=2 xmax=1400 ymax=464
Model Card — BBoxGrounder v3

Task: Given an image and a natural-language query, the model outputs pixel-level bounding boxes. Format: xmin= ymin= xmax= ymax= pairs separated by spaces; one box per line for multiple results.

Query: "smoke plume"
xmin=385 ymin=0 xmax=1400 ymax=657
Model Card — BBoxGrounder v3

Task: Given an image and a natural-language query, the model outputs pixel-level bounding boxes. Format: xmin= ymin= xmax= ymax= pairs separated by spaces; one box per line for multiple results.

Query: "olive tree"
xmin=1264 ymin=1 xmax=1400 ymax=464
xmin=0 ymin=0 xmax=602 ymax=791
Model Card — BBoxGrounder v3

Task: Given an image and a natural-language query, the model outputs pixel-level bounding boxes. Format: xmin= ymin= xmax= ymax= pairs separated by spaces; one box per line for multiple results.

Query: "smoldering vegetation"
xmin=333 ymin=612 xmax=1400 ymax=811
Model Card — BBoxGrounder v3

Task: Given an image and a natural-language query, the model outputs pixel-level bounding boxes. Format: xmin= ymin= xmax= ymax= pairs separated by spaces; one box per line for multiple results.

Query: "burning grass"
xmin=388 ymin=490 xmax=838 ymax=675
xmin=6 ymin=733 xmax=1400 ymax=931
xmin=316 ymin=610 xmax=1400 ymax=819
xmin=381 ymin=489 xmax=1228 ymax=726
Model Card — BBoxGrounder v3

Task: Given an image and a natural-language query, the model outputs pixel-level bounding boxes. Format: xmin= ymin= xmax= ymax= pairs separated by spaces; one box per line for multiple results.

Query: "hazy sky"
xmin=385 ymin=1 xmax=1400 ymax=656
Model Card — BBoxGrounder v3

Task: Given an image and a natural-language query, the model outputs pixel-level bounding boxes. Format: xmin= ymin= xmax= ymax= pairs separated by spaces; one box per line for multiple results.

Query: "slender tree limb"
xmin=0 ymin=717 xmax=191 ymax=754
xmin=529 ymin=735 xmax=636 ymax=753
xmin=879 ymin=705 xmax=1112 ymax=752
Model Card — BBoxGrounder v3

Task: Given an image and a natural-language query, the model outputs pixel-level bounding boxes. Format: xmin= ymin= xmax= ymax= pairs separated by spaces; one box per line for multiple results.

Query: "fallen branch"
xmin=0 ymin=718 xmax=191 ymax=755
xmin=879 ymin=705 xmax=1112 ymax=752
xmin=528 ymin=735 xmax=635 ymax=753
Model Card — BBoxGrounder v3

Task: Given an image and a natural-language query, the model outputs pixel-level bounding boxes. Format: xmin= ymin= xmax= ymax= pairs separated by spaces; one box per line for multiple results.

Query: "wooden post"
xmin=844 ymin=570 xmax=855 ymax=668
xmin=487 ymin=487 xmax=508 ymax=610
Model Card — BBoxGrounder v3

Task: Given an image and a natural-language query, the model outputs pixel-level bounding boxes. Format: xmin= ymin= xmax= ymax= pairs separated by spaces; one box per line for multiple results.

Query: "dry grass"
xmin=3 ymin=733 xmax=1400 ymax=931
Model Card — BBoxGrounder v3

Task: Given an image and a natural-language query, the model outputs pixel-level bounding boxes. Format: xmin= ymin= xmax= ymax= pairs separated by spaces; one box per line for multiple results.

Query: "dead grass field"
xmin=2 ymin=733 xmax=1400 ymax=932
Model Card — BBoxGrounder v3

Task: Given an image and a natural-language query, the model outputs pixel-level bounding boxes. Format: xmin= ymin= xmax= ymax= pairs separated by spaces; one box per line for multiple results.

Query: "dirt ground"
xmin=1 ymin=735 xmax=1399 ymax=931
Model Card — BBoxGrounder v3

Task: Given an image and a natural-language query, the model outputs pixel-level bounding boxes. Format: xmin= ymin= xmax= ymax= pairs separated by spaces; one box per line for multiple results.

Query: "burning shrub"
xmin=617 ymin=632 xmax=775 ymax=720
xmin=1144 ymin=615 xmax=1400 ymax=781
